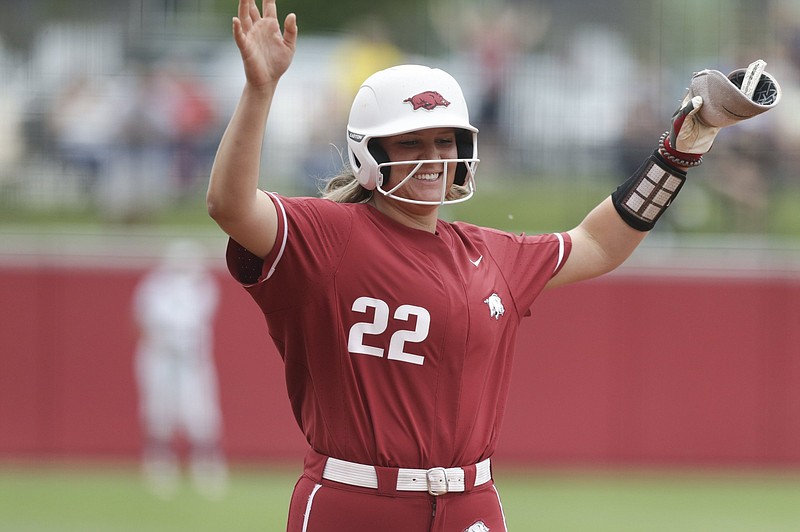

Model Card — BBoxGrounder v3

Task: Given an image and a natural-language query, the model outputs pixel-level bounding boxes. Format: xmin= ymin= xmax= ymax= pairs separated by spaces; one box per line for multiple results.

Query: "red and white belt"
xmin=321 ymin=456 xmax=492 ymax=496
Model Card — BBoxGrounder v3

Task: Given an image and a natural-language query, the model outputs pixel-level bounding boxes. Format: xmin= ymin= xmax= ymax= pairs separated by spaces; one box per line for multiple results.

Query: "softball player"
xmin=208 ymin=1 xmax=779 ymax=529
xmin=133 ymin=239 xmax=228 ymax=499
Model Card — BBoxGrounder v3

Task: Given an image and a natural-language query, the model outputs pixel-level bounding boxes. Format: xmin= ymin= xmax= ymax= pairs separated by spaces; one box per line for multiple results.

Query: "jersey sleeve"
xmin=469 ymin=226 xmax=572 ymax=318
xmin=226 ymin=193 xmax=354 ymax=314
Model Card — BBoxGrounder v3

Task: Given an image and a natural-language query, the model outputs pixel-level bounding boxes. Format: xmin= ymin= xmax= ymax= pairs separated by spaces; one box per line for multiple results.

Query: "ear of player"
xmin=612 ymin=59 xmax=781 ymax=232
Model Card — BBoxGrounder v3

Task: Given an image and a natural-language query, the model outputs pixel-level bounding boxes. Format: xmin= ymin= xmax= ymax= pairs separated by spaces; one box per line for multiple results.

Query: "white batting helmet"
xmin=346 ymin=64 xmax=479 ymax=205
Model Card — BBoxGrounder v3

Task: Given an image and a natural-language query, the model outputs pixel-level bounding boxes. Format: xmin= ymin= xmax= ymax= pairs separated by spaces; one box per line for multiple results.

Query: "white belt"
xmin=322 ymin=456 xmax=492 ymax=496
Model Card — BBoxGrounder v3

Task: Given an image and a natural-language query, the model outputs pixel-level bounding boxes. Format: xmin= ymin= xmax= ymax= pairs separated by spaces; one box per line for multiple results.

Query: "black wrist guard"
xmin=611 ymin=150 xmax=687 ymax=231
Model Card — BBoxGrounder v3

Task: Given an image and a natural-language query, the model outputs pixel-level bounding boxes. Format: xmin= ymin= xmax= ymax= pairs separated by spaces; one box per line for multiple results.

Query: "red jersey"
xmin=227 ymin=193 xmax=571 ymax=469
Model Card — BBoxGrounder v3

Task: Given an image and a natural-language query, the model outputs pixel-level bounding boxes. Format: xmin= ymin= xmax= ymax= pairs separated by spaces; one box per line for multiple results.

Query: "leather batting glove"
xmin=660 ymin=59 xmax=781 ymax=168
xmin=663 ymin=94 xmax=717 ymax=166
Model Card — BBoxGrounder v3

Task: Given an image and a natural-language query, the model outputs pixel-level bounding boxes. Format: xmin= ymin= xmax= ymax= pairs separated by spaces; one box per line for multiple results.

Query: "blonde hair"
xmin=320 ymin=170 xmax=471 ymax=204
xmin=320 ymin=172 xmax=373 ymax=204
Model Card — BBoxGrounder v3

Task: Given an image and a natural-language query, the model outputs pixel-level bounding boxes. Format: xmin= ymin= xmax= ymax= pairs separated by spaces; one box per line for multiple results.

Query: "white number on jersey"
xmin=347 ymin=296 xmax=430 ymax=366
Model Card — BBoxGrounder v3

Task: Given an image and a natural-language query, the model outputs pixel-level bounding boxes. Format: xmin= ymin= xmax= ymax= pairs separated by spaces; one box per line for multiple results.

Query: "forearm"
xmin=547 ymin=198 xmax=646 ymax=288
xmin=549 ymin=150 xmax=688 ymax=288
xmin=207 ymin=82 xmax=277 ymax=223
xmin=573 ymin=197 xmax=647 ymax=269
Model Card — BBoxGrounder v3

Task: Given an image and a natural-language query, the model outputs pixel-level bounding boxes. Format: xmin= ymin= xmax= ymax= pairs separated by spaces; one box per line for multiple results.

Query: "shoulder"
xmin=270 ymin=193 xmax=368 ymax=221
xmin=448 ymin=220 xmax=560 ymax=245
xmin=265 ymin=194 xmax=371 ymax=240
xmin=448 ymin=221 xmax=570 ymax=270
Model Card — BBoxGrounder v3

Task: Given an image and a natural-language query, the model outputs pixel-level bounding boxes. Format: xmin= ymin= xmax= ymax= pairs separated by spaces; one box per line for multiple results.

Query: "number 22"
xmin=347 ymin=296 xmax=430 ymax=366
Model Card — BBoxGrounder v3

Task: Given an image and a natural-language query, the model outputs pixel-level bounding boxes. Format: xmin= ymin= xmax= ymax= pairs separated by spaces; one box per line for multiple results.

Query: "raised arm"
xmin=546 ymin=197 xmax=649 ymax=288
xmin=207 ymin=0 xmax=297 ymax=258
xmin=547 ymin=60 xmax=781 ymax=289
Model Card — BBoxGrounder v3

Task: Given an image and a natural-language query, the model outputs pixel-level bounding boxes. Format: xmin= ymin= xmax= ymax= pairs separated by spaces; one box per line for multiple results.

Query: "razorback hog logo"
xmin=464 ymin=521 xmax=490 ymax=532
xmin=404 ymin=91 xmax=450 ymax=110
xmin=483 ymin=293 xmax=505 ymax=320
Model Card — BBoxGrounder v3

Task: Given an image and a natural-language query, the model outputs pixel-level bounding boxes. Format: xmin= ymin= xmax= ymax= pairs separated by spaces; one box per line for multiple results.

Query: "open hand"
xmin=233 ymin=0 xmax=298 ymax=88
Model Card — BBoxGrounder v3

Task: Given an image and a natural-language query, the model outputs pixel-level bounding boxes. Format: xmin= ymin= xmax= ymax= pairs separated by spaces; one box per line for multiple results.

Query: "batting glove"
xmin=660 ymin=59 xmax=781 ymax=168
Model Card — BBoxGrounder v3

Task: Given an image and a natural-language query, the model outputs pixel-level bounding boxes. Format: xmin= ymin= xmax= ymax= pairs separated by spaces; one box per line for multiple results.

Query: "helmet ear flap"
xmin=454 ymin=129 xmax=473 ymax=186
xmin=368 ymin=139 xmax=390 ymax=184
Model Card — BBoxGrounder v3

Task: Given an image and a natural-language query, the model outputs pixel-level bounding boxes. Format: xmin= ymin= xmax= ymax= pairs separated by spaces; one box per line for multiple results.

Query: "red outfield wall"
xmin=1 ymin=261 xmax=799 ymax=466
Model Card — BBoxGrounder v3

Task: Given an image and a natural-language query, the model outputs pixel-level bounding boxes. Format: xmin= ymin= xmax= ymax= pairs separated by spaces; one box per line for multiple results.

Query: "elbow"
xmin=206 ymin=190 xmax=232 ymax=225
xmin=206 ymin=193 xmax=221 ymax=221
xmin=206 ymin=195 xmax=221 ymax=221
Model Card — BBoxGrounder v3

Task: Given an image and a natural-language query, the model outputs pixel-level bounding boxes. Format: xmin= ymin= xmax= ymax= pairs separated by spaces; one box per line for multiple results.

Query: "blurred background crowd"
xmin=0 ymin=0 xmax=799 ymax=234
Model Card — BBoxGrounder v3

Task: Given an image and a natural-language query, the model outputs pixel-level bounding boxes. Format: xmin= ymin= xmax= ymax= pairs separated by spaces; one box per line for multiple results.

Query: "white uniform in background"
xmin=133 ymin=239 xmax=227 ymax=499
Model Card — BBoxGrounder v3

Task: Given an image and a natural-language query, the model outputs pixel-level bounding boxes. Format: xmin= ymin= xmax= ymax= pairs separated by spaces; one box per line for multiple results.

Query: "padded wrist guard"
xmin=612 ymin=150 xmax=686 ymax=231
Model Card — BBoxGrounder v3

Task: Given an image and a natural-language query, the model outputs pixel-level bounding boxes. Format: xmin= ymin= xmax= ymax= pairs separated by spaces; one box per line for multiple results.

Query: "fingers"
xmin=283 ymin=13 xmax=298 ymax=48
xmin=249 ymin=2 xmax=261 ymax=24
xmin=238 ymin=0 xmax=254 ymax=32
xmin=679 ymin=96 xmax=703 ymax=124
xmin=237 ymin=0 xmax=286 ymax=34
xmin=233 ymin=0 xmax=295 ymax=55
xmin=263 ymin=0 xmax=277 ymax=20
xmin=232 ymin=17 xmax=246 ymax=50
xmin=673 ymin=94 xmax=700 ymax=120
xmin=689 ymin=95 xmax=703 ymax=113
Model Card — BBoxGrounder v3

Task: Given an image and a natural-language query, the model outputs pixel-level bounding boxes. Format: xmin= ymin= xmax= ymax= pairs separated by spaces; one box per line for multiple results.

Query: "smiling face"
xmin=374 ymin=127 xmax=459 ymax=205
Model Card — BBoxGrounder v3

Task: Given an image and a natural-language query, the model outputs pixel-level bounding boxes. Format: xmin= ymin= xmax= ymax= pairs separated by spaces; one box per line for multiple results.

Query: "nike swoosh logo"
xmin=469 ymin=255 xmax=483 ymax=267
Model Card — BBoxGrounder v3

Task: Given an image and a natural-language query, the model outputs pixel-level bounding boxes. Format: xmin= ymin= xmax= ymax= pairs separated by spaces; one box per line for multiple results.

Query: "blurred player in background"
xmin=132 ymin=239 xmax=228 ymax=500
xmin=207 ymin=0 xmax=779 ymax=529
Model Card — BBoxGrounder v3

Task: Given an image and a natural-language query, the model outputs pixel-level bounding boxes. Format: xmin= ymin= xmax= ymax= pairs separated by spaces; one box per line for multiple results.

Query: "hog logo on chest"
xmin=483 ymin=293 xmax=505 ymax=320
xmin=464 ymin=521 xmax=490 ymax=532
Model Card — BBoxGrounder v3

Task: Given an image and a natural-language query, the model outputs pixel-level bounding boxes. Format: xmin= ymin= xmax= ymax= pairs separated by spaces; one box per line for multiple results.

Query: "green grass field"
xmin=2 ymin=463 xmax=800 ymax=531
xmin=5 ymin=176 xmax=800 ymax=237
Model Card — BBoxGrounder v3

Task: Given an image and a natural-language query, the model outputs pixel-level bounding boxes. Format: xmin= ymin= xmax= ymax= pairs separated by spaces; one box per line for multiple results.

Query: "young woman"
xmin=207 ymin=1 xmax=779 ymax=530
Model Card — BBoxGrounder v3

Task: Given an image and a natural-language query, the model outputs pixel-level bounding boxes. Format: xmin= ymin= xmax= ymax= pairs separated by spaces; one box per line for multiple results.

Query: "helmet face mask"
xmin=346 ymin=65 xmax=480 ymax=206
xmin=377 ymin=157 xmax=477 ymax=206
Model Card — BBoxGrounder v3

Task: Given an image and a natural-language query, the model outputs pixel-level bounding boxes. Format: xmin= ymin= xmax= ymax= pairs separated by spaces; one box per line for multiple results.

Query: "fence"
xmin=2 ymin=234 xmax=798 ymax=466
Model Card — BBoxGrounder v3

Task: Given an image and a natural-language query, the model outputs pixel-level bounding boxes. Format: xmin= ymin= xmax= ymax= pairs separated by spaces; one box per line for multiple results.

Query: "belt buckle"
xmin=426 ymin=467 xmax=449 ymax=496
